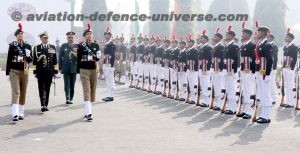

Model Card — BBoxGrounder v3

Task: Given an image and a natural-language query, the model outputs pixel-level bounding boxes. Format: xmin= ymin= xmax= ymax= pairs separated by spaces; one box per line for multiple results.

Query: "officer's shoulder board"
xmin=9 ymin=41 xmax=18 ymax=46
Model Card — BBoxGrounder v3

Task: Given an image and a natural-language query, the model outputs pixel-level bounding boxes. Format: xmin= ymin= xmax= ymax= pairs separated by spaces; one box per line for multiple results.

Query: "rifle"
xmin=236 ymin=82 xmax=243 ymax=116
xmin=280 ymin=71 xmax=285 ymax=106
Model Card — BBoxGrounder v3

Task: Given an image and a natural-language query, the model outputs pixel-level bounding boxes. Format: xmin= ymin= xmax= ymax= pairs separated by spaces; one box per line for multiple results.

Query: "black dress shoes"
xmin=102 ymin=97 xmax=114 ymax=102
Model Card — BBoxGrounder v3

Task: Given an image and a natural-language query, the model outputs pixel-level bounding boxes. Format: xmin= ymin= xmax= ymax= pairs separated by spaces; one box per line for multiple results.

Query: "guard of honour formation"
xmin=5 ymin=22 xmax=300 ymax=123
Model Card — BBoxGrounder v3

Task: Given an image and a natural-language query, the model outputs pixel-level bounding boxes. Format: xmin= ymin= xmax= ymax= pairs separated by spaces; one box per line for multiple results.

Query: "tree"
xmin=253 ymin=0 xmax=287 ymax=46
xmin=206 ymin=0 xmax=250 ymax=39
xmin=81 ymin=0 xmax=109 ymax=40
xmin=148 ymin=0 xmax=170 ymax=36
xmin=172 ymin=0 xmax=195 ymax=37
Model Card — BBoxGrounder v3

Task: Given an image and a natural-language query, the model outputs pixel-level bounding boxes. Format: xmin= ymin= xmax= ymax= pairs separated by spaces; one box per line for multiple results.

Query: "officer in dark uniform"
xmin=59 ymin=31 xmax=78 ymax=105
xmin=6 ymin=23 xmax=32 ymax=121
xmin=33 ymin=31 xmax=58 ymax=112
xmin=237 ymin=28 xmax=256 ymax=119
xmin=77 ymin=24 xmax=101 ymax=121
xmin=186 ymin=37 xmax=199 ymax=104
xmin=197 ymin=31 xmax=213 ymax=107
xmin=222 ymin=27 xmax=240 ymax=115
xmin=267 ymin=34 xmax=279 ymax=104
xmin=102 ymin=28 xmax=116 ymax=102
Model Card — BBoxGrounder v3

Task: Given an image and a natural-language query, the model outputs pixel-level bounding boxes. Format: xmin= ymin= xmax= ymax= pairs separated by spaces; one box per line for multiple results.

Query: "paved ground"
xmin=0 ymin=71 xmax=300 ymax=153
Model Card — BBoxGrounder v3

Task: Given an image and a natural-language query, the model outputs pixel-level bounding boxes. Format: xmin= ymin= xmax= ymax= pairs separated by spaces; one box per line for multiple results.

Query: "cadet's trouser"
xmin=103 ymin=64 xmax=115 ymax=97
xmin=130 ymin=62 xmax=138 ymax=86
xmin=170 ymin=68 xmax=178 ymax=97
xmin=80 ymin=69 xmax=97 ymax=102
xmin=156 ymin=66 xmax=165 ymax=93
xmin=178 ymin=71 xmax=188 ymax=99
xmin=164 ymin=67 xmax=170 ymax=95
xmin=199 ymin=71 xmax=211 ymax=105
xmin=143 ymin=63 xmax=150 ymax=90
xmin=150 ymin=64 xmax=157 ymax=91
xmin=257 ymin=74 xmax=272 ymax=119
xmin=63 ymin=73 xmax=77 ymax=101
xmin=187 ymin=70 xmax=198 ymax=102
xmin=283 ymin=68 xmax=295 ymax=106
xmin=212 ymin=71 xmax=224 ymax=108
xmin=224 ymin=73 xmax=238 ymax=111
xmin=241 ymin=71 xmax=255 ymax=115
xmin=115 ymin=60 xmax=126 ymax=83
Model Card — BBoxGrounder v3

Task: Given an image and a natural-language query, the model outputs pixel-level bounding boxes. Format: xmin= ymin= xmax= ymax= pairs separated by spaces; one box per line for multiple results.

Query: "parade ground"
xmin=0 ymin=71 xmax=299 ymax=153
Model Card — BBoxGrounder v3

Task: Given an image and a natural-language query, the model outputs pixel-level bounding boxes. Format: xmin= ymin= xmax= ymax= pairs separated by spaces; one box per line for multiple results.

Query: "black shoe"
xmin=178 ymin=98 xmax=185 ymax=102
xmin=119 ymin=82 xmax=125 ymax=85
xmin=236 ymin=112 xmax=246 ymax=117
xmin=272 ymin=101 xmax=276 ymax=105
xmin=66 ymin=100 xmax=73 ymax=105
xmin=256 ymin=117 xmax=271 ymax=124
xmin=142 ymin=88 xmax=147 ymax=91
xmin=280 ymin=103 xmax=287 ymax=107
xmin=18 ymin=116 xmax=24 ymax=120
xmin=103 ymin=97 xmax=114 ymax=102
xmin=129 ymin=85 xmax=134 ymax=88
xmin=189 ymin=101 xmax=196 ymax=105
xmin=154 ymin=91 xmax=162 ymax=95
xmin=213 ymin=106 xmax=221 ymax=111
xmin=199 ymin=103 xmax=209 ymax=108
xmin=242 ymin=114 xmax=252 ymax=119
xmin=12 ymin=115 xmax=18 ymax=122
xmin=162 ymin=93 xmax=167 ymax=97
xmin=45 ymin=107 xmax=49 ymax=111
xmin=41 ymin=107 xmax=46 ymax=112
xmin=283 ymin=104 xmax=294 ymax=108
xmin=224 ymin=110 xmax=235 ymax=115
xmin=85 ymin=114 xmax=93 ymax=121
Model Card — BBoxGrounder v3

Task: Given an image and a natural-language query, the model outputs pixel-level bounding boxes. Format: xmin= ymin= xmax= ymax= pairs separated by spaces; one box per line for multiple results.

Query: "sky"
xmin=1 ymin=0 xmax=299 ymax=53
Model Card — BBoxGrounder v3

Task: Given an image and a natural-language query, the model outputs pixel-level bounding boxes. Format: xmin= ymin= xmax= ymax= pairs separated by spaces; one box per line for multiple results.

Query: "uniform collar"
xmin=106 ymin=38 xmax=112 ymax=45
xmin=226 ymin=40 xmax=234 ymax=46
xmin=172 ymin=47 xmax=178 ymax=50
xmin=130 ymin=43 xmax=136 ymax=47
xmin=214 ymin=41 xmax=222 ymax=48
xmin=258 ymin=38 xmax=267 ymax=46
xmin=285 ymin=41 xmax=294 ymax=48
xmin=180 ymin=48 xmax=186 ymax=52
xmin=242 ymin=39 xmax=251 ymax=45
xmin=202 ymin=43 xmax=209 ymax=47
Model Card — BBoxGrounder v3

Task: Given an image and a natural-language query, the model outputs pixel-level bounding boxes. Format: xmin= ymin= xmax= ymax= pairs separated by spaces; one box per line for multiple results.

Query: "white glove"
xmin=123 ymin=61 xmax=126 ymax=65
xmin=96 ymin=51 xmax=101 ymax=59
xmin=264 ymin=75 xmax=270 ymax=82
xmin=6 ymin=76 xmax=10 ymax=81
xmin=25 ymin=49 xmax=31 ymax=57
